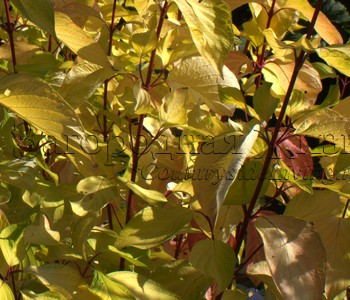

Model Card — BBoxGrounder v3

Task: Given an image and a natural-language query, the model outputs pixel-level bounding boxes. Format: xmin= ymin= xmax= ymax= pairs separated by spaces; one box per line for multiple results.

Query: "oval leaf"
xmin=115 ymin=206 xmax=193 ymax=249
xmin=189 ymin=239 xmax=236 ymax=293
xmin=254 ymin=215 xmax=326 ymax=299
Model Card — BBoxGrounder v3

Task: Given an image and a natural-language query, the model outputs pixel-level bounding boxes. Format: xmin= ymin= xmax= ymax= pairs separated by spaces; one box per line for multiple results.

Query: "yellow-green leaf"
xmin=0 ymin=280 xmax=14 ymax=300
xmin=90 ymin=270 xmax=134 ymax=300
xmin=24 ymin=214 xmax=61 ymax=246
xmin=315 ymin=217 xmax=350 ymax=299
xmin=193 ymin=125 xmax=259 ymax=221
xmin=117 ymin=176 xmax=167 ymax=207
xmin=130 ymin=28 xmax=157 ymax=57
xmin=253 ymin=83 xmax=279 ymax=122
xmin=25 ymin=264 xmax=100 ymax=300
xmin=171 ymin=0 xmax=234 ymax=75
xmin=316 ymin=45 xmax=350 ymax=77
xmin=0 ymin=74 xmax=101 ymax=176
xmin=115 ymin=206 xmax=193 ymax=249
xmin=284 ymin=190 xmax=347 ymax=222
xmin=107 ymin=271 xmax=181 ymax=300
xmin=168 ymin=56 xmax=239 ymax=115
xmin=189 ymin=239 xmax=236 ymax=293
xmin=159 ymin=88 xmax=189 ymax=126
xmin=55 ymin=11 xmax=111 ymax=68
xmin=11 ymin=0 xmax=55 ymax=37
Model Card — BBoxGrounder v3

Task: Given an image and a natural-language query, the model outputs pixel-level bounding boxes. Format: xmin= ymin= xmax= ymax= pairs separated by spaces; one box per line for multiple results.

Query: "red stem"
xmin=3 ymin=0 xmax=17 ymax=72
xmin=234 ymin=0 xmax=323 ymax=256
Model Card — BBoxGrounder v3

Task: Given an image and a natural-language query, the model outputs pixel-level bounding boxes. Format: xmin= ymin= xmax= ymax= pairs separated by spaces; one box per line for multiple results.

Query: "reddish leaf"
xmin=276 ymin=128 xmax=313 ymax=177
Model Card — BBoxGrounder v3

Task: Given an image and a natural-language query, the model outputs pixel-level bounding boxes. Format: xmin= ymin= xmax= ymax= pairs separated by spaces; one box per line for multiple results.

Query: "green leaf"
xmin=246 ymin=261 xmax=283 ymax=300
xmin=0 ymin=223 xmax=26 ymax=266
xmin=90 ymin=270 xmax=134 ymax=300
xmin=150 ymin=260 xmax=211 ymax=300
xmin=107 ymin=271 xmax=181 ymax=300
xmin=0 ymin=159 xmax=37 ymax=191
xmin=0 ymin=74 xmax=101 ymax=176
xmin=171 ymin=0 xmax=234 ymax=75
xmin=11 ymin=0 xmax=55 ymax=37
xmin=284 ymin=190 xmax=346 ymax=222
xmin=253 ymin=83 xmax=279 ymax=123
xmin=242 ymin=18 xmax=265 ymax=48
xmin=60 ymin=60 xmax=116 ymax=108
xmin=312 ymin=62 xmax=337 ymax=79
xmin=24 ymin=214 xmax=61 ymax=246
xmin=71 ymin=176 xmax=119 ymax=217
xmin=159 ymin=88 xmax=189 ymax=127
xmin=117 ymin=177 xmax=167 ymax=207
xmin=25 ymin=264 xmax=100 ymax=300
xmin=192 ymin=125 xmax=259 ymax=221
xmin=214 ymin=205 xmax=244 ymax=242
xmin=316 ymin=45 xmax=350 ymax=77
xmin=130 ymin=28 xmax=157 ymax=57
xmin=255 ymin=215 xmax=327 ymax=299
xmin=315 ymin=217 xmax=350 ymax=299
xmin=115 ymin=206 xmax=193 ymax=249
xmin=294 ymin=108 xmax=350 ymax=153
xmin=223 ymin=160 xmax=269 ymax=205
xmin=219 ymin=86 xmax=260 ymax=120
xmin=133 ymin=79 xmax=152 ymax=115
xmin=21 ymin=290 xmax=65 ymax=300
xmin=0 ymin=280 xmax=14 ymax=300
xmin=168 ymin=56 xmax=239 ymax=115
xmin=189 ymin=239 xmax=236 ymax=293
xmin=55 ymin=11 xmax=111 ymax=68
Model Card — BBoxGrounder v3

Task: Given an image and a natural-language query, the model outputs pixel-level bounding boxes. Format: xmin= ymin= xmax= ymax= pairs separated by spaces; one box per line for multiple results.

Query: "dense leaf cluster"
xmin=0 ymin=0 xmax=349 ymax=299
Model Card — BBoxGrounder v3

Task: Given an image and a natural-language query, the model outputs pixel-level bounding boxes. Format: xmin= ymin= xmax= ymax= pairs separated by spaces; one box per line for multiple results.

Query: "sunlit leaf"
xmin=294 ymin=108 xmax=350 ymax=153
xmin=55 ymin=11 xmax=111 ymax=68
xmin=255 ymin=215 xmax=326 ymax=299
xmin=171 ymin=0 xmax=234 ymax=75
xmin=189 ymin=239 xmax=236 ymax=293
xmin=0 ymin=279 xmax=14 ymax=300
xmin=21 ymin=290 xmax=65 ymax=300
xmin=159 ymin=88 xmax=189 ymax=127
xmin=90 ymin=270 xmax=134 ymax=300
xmin=316 ymin=45 xmax=350 ymax=77
xmin=262 ymin=60 xmax=322 ymax=105
xmin=107 ymin=271 xmax=181 ymax=300
xmin=0 ymin=159 xmax=37 ymax=191
xmin=71 ymin=176 xmax=119 ymax=216
xmin=60 ymin=60 xmax=116 ymax=108
xmin=25 ymin=264 xmax=100 ymax=300
xmin=130 ymin=28 xmax=157 ymax=57
xmin=167 ymin=56 xmax=239 ymax=116
xmin=117 ymin=176 xmax=167 ymax=207
xmin=0 ymin=223 xmax=26 ymax=266
xmin=279 ymin=0 xmax=343 ymax=44
xmin=0 ymin=74 xmax=102 ymax=176
xmin=193 ymin=125 xmax=259 ymax=221
xmin=24 ymin=214 xmax=61 ymax=246
xmin=115 ymin=206 xmax=193 ymax=249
